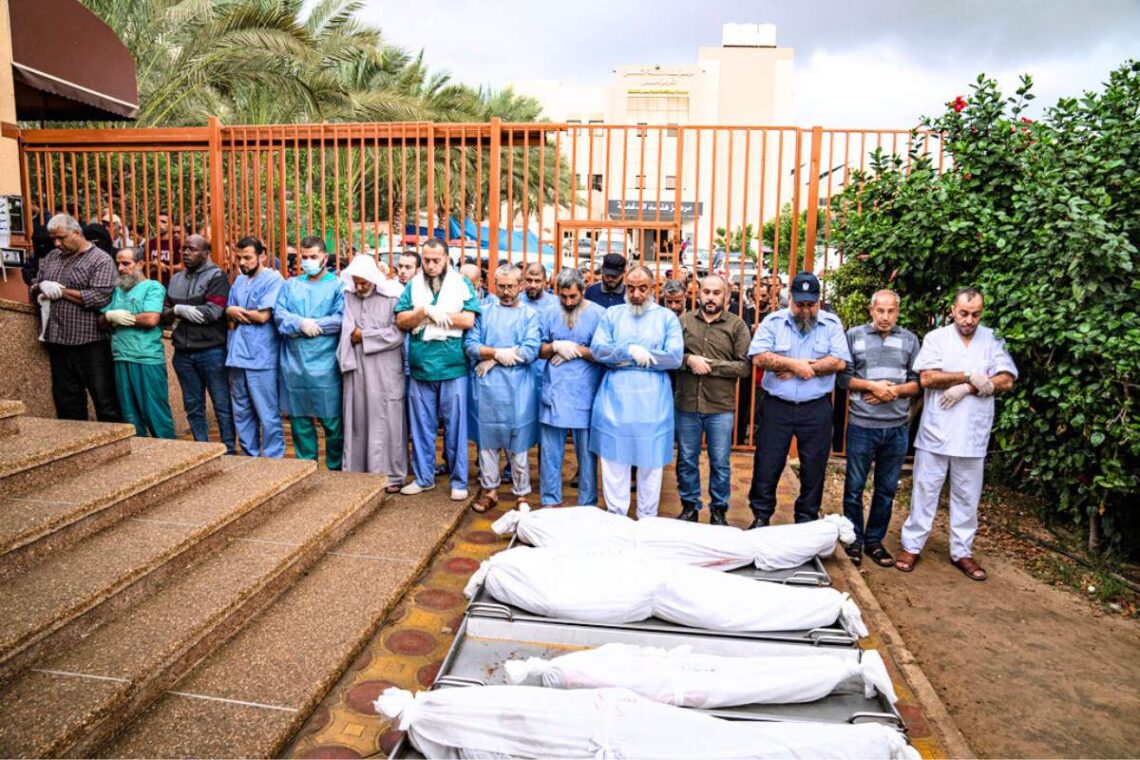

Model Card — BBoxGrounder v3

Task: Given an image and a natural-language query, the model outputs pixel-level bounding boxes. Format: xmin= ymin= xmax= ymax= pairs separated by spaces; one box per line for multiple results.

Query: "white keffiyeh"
xmin=410 ymin=267 xmax=468 ymax=341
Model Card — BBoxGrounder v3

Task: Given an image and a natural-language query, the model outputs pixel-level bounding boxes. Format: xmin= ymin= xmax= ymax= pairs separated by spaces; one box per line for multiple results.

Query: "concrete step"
xmin=0 ymin=416 xmax=135 ymax=495
xmin=0 ymin=438 xmax=227 ymax=579
xmin=0 ymin=470 xmax=384 ymax=759
xmin=0 ymin=399 xmax=25 ymax=437
xmin=0 ymin=457 xmax=315 ymax=681
xmin=101 ymin=492 xmax=469 ymax=759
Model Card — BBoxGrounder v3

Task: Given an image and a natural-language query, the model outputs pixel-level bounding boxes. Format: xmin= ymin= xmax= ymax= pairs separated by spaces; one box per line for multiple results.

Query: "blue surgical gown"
xmin=521 ymin=291 xmax=561 ymax=388
xmin=226 ymin=268 xmax=284 ymax=370
xmin=589 ymin=303 xmax=684 ymax=468
xmin=274 ymin=272 xmax=344 ymax=418
xmin=464 ymin=301 xmax=541 ymax=452
xmin=539 ymin=300 xmax=605 ymax=430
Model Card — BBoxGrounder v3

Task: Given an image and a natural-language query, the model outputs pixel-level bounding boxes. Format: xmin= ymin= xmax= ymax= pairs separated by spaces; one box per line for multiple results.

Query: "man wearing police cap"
xmin=746 ymin=271 xmax=851 ymax=528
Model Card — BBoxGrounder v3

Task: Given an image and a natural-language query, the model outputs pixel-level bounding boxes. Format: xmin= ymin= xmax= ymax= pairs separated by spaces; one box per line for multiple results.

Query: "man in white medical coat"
xmin=895 ymin=287 xmax=1018 ymax=581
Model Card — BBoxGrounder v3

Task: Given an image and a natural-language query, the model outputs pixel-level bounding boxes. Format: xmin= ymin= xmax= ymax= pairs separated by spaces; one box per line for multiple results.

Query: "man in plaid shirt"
xmin=31 ymin=214 xmax=121 ymax=422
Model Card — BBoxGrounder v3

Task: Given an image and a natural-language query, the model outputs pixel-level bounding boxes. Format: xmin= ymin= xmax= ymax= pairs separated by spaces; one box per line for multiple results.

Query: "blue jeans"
xmin=172 ymin=346 xmax=235 ymax=454
xmin=539 ymin=424 xmax=597 ymax=506
xmin=842 ymin=422 xmax=909 ymax=548
xmin=675 ymin=410 xmax=734 ymax=512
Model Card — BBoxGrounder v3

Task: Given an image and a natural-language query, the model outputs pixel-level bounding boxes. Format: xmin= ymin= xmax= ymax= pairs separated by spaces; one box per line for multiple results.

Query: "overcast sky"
xmin=344 ymin=0 xmax=1139 ymax=127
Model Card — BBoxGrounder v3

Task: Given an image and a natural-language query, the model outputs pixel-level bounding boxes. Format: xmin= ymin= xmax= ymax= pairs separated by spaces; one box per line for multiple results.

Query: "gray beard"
xmin=356 ymin=285 xmax=374 ymax=298
xmin=117 ymin=272 xmax=142 ymax=291
xmin=427 ymin=271 xmax=445 ymax=294
xmin=794 ymin=316 xmax=818 ymax=333
xmin=562 ymin=300 xmax=585 ymax=329
xmin=627 ymin=301 xmax=649 ymax=317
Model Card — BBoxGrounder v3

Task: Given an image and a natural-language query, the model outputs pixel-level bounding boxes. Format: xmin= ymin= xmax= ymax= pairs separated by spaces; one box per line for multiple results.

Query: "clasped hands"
xmin=476 ymin=346 xmax=524 ymax=377
xmin=550 ymin=340 xmax=583 ymax=366
xmin=941 ymin=369 xmax=994 ymax=409
xmin=774 ymin=358 xmax=819 ymax=381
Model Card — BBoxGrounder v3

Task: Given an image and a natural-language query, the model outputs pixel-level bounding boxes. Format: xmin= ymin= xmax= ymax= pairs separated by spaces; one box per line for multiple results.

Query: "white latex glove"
xmin=423 ymin=304 xmax=453 ymax=328
xmin=494 ymin=347 xmax=521 ymax=366
xmin=939 ymin=383 xmax=973 ymax=410
xmin=550 ymin=355 xmax=567 ymax=366
xmin=551 ymin=340 xmax=582 ymax=361
xmin=173 ymin=304 xmax=208 ymax=324
xmin=628 ymin=344 xmax=657 ymax=368
xmin=105 ymin=309 xmax=137 ymax=327
xmin=38 ymin=280 xmax=64 ymax=300
xmin=300 ymin=318 xmax=323 ymax=337
xmin=475 ymin=359 xmax=497 ymax=377
xmin=968 ymin=369 xmax=995 ymax=397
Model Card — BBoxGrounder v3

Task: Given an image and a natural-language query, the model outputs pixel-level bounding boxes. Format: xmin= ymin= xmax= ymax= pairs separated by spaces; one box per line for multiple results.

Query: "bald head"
xmin=182 ymin=234 xmax=210 ymax=269
xmin=459 ymin=263 xmax=481 ymax=290
xmin=868 ymin=289 xmax=900 ymax=334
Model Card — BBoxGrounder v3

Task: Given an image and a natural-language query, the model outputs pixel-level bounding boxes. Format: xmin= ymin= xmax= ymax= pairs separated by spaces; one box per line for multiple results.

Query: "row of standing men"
xmin=30 ymin=213 xmax=1017 ymax=581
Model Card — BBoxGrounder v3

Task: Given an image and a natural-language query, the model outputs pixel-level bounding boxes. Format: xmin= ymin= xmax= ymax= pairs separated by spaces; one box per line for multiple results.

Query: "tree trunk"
xmin=1088 ymin=511 xmax=1103 ymax=555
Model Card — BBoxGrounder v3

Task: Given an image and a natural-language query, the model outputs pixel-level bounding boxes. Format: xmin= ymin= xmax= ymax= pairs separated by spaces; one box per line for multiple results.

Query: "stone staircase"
xmin=0 ymin=401 xmax=468 ymax=758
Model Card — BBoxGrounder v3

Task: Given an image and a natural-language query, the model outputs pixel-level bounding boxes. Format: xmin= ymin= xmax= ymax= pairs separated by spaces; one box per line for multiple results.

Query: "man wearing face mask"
xmin=163 ymin=234 xmax=235 ymax=453
xmin=225 ymin=236 xmax=285 ymax=458
xmin=275 ymin=236 xmax=345 ymax=469
xmin=589 ymin=265 xmax=684 ymax=518
xmin=747 ymin=271 xmax=850 ymax=528
xmin=337 ymin=254 xmax=407 ymax=486
xmin=464 ymin=266 xmax=541 ymax=512
xmin=896 ymin=287 xmax=1018 ymax=581
xmin=674 ymin=275 xmax=752 ymax=525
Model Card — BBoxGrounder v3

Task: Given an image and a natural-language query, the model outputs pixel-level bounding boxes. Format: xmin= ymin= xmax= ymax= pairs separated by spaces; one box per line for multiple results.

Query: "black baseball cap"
xmin=790 ymin=271 xmax=821 ymax=303
xmin=601 ymin=253 xmax=626 ymax=276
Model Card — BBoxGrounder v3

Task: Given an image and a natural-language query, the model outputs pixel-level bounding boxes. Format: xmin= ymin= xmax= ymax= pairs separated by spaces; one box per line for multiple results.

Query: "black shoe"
xmin=676 ymin=506 xmax=700 ymax=522
xmin=865 ymin=543 xmax=894 ymax=567
xmin=709 ymin=509 xmax=728 ymax=526
xmin=845 ymin=543 xmax=863 ymax=566
xmin=747 ymin=516 xmax=769 ymax=530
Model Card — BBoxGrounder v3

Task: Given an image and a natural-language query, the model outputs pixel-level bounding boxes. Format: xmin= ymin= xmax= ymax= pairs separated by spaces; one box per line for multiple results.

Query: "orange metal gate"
xmin=15 ymin=118 xmax=946 ymax=452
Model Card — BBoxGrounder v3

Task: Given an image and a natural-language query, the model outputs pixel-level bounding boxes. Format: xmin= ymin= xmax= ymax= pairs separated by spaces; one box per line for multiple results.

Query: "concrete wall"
xmin=0 ymin=298 xmax=191 ymax=433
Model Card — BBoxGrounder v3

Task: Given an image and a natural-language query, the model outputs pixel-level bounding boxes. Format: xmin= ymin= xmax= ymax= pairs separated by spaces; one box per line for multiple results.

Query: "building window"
xmin=627 ymin=95 xmax=690 ymax=132
xmin=632 ymin=174 xmax=647 ymax=189
xmin=588 ymin=118 xmax=604 ymax=124
xmin=590 ymin=174 xmax=603 ymax=192
xmin=666 ymin=122 xmax=678 ymax=138
xmin=665 ymin=175 xmax=676 ymax=190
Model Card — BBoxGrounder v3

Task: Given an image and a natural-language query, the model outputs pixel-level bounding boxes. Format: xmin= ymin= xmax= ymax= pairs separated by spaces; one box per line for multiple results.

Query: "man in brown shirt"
xmin=674 ymin=275 xmax=752 ymax=524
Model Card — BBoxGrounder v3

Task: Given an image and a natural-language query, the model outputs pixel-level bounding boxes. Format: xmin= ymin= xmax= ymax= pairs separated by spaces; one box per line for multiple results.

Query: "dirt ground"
xmin=822 ymin=468 xmax=1140 ymax=759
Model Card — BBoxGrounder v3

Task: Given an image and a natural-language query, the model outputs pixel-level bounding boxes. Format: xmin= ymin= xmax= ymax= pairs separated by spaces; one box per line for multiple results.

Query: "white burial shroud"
xmin=491 ymin=505 xmax=856 ymax=570
xmin=503 ymin=641 xmax=898 ymax=707
xmin=376 ymin=684 xmax=919 ymax=760
xmin=464 ymin=546 xmax=868 ymax=636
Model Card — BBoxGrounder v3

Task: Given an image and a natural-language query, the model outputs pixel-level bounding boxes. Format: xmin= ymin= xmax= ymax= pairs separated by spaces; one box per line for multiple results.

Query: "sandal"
xmin=471 ymin=489 xmax=498 ymax=514
xmin=952 ymin=556 xmax=988 ymax=582
xmin=866 ymin=544 xmax=895 ymax=568
xmin=384 ymin=483 xmax=403 ymax=494
xmin=894 ymin=550 xmax=920 ymax=573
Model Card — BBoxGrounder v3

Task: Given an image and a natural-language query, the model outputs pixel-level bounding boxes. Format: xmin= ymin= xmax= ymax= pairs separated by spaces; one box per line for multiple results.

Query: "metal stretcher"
xmin=387 ymin=612 xmax=904 ymax=759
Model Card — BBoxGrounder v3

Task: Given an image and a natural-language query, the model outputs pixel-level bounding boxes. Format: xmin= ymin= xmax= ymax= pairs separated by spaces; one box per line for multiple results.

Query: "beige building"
xmin=513 ymin=23 xmax=796 ymax=272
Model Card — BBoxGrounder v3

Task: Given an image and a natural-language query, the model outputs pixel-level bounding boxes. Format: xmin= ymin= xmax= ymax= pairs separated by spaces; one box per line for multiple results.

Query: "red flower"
xmin=1020 ymin=116 xmax=1034 ymax=124
xmin=950 ymin=96 xmax=967 ymax=112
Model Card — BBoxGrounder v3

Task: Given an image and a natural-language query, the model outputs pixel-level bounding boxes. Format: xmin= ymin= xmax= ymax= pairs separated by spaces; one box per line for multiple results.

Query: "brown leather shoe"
xmin=472 ymin=488 xmax=498 ymax=513
xmin=952 ymin=556 xmax=988 ymax=581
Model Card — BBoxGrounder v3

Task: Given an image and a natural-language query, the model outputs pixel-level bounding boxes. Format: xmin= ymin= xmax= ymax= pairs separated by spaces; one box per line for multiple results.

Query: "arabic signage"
xmin=607 ymin=199 xmax=703 ymax=221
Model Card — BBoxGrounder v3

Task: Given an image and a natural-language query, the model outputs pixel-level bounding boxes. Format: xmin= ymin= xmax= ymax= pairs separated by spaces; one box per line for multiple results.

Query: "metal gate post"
xmin=207 ymin=116 xmax=225 ymax=266
xmin=487 ymin=118 xmax=501 ymax=290
xmin=803 ymin=126 xmax=824 ymax=272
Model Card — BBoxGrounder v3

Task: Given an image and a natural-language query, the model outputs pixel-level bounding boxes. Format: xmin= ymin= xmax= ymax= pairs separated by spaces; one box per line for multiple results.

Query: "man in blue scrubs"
xmin=226 ymin=236 xmax=285 ymax=457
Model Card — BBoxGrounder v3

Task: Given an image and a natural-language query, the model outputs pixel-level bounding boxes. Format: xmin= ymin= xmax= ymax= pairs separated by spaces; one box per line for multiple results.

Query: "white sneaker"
xmin=400 ymin=481 xmax=435 ymax=495
xmin=450 ymin=487 xmax=469 ymax=501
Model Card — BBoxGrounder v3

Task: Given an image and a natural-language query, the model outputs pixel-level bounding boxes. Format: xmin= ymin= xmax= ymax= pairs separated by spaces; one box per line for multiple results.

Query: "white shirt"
xmin=913 ymin=324 xmax=1018 ymax=458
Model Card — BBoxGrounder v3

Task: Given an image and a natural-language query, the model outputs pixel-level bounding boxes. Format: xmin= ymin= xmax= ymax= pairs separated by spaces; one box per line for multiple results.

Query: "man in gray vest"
xmin=837 ymin=290 xmax=920 ymax=567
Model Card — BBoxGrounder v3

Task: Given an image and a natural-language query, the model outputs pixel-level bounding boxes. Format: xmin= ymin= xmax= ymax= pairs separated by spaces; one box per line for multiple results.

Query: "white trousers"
xmin=600 ymin=458 xmax=663 ymax=519
xmin=901 ymin=448 xmax=985 ymax=562
xmin=479 ymin=448 xmax=531 ymax=496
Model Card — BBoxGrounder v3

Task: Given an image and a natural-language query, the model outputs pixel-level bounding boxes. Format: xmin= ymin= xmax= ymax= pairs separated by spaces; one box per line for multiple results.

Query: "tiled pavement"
xmin=280 ymin=441 xmax=948 ymax=759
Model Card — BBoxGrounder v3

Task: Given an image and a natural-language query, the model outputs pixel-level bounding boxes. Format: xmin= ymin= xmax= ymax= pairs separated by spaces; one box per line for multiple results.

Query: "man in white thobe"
xmin=896 ymin=287 xmax=1018 ymax=581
